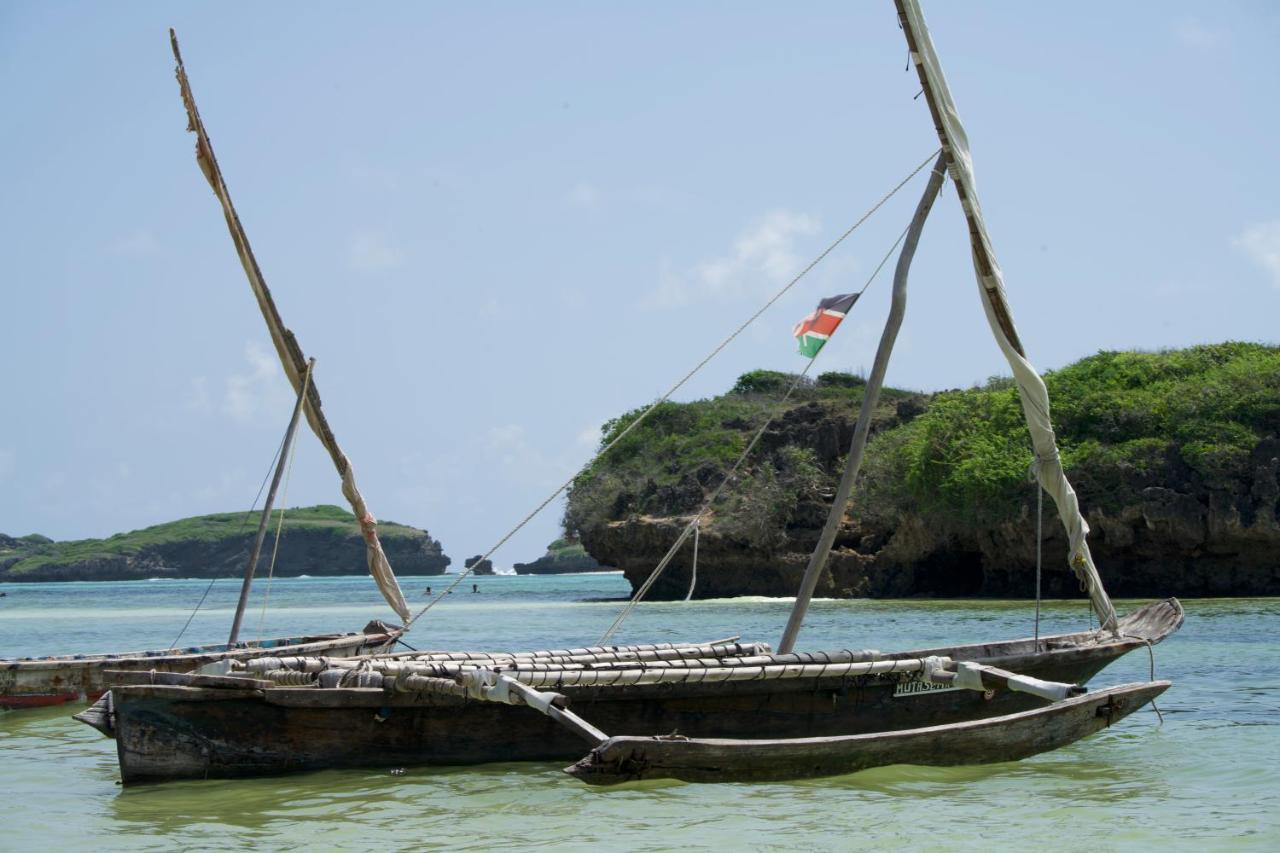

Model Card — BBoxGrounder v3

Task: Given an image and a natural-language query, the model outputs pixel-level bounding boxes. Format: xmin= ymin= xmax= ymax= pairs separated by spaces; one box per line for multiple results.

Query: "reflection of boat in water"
xmin=86 ymin=1 xmax=1181 ymax=785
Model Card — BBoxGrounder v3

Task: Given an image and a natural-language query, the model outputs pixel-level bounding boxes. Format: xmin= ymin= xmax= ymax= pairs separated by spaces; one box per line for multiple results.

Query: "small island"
xmin=0 ymin=505 xmax=451 ymax=583
xmin=566 ymin=343 xmax=1280 ymax=600
xmin=513 ymin=538 xmax=613 ymax=575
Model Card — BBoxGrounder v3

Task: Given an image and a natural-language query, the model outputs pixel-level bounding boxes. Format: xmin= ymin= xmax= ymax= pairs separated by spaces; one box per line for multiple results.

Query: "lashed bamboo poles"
xmin=229 ymin=360 xmax=314 ymax=645
xmin=168 ymin=31 xmax=411 ymax=623
xmin=253 ymin=656 xmax=942 ymax=690
xmin=247 ymin=647 xmax=882 ymax=677
xmin=240 ymin=640 xmax=773 ymax=674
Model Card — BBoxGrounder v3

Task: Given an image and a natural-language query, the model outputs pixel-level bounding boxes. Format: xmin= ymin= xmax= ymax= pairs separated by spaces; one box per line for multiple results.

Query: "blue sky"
xmin=2 ymin=1 xmax=1278 ymax=574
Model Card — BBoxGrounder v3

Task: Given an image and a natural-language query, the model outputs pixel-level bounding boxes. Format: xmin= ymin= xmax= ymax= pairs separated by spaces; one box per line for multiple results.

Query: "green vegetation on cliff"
xmin=859 ymin=341 xmax=1280 ymax=531
xmin=513 ymin=537 xmax=612 ymax=575
xmin=565 ymin=369 xmax=913 ymax=547
xmin=568 ymin=343 xmax=1280 ymax=546
xmin=0 ymin=505 xmax=450 ymax=581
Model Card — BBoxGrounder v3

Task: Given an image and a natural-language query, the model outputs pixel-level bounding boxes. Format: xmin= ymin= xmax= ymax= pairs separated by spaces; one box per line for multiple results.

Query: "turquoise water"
xmin=1 ymin=574 xmax=1277 ymax=850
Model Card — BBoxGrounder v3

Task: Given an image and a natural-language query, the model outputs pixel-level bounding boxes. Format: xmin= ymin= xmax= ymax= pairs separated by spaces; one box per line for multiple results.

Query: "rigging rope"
xmin=405 ymin=148 xmax=942 ymax=629
xmin=598 ymin=217 xmax=917 ymax=645
xmin=169 ymin=430 xmax=286 ymax=649
xmin=684 ymin=520 xmax=700 ymax=602
xmin=256 ymin=384 xmax=307 ymax=641
xmin=1030 ymin=460 xmax=1044 ymax=649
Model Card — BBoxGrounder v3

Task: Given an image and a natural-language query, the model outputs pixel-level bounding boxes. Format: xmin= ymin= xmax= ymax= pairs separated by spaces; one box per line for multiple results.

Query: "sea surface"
xmin=1 ymin=573 xmax=1276 ymax=851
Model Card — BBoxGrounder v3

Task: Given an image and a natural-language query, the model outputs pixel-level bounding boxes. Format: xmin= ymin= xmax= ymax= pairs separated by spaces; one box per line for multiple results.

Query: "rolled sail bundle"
xmin=240 ymin=651 xmax=1083 ymax=699
xmin=235 ymin=639 xmax=774 ymax=675
xmin=244 ymin=654 xmax=931 ymax=691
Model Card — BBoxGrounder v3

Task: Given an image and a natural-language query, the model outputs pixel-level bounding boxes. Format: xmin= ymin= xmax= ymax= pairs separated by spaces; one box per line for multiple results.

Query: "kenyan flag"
xmin=793 ymin=293 xmax=859 ymax=357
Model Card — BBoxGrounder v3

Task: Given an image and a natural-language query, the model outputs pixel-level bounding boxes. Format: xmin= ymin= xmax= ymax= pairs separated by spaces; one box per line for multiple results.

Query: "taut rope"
xmin=405 ymin=149 xmax=942 ymax=629
xmin=597 ymin=213 xmax=921 ymax=644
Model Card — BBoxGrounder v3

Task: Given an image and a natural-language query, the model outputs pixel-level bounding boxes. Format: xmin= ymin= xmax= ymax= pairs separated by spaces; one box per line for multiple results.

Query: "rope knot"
xmin=359 ymin=512 xmax=378 ymax=544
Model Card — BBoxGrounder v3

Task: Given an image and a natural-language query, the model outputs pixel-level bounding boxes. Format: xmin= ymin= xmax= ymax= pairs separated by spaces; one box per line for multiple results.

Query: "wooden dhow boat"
xmin=81 ymin=1 xmax=1182 ymax=784
xmin=85 ymin=601 xmax=1180 ymax=784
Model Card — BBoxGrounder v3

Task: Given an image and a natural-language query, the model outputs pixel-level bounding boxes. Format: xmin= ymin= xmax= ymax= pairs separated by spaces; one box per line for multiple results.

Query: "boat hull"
xmin=1 ymin=621 xmax=401 ymax=711
xmin=107 ymin=600 xmax=1181 ymax=784
xmin=567 ymin=681 xmax=1170 ymax=784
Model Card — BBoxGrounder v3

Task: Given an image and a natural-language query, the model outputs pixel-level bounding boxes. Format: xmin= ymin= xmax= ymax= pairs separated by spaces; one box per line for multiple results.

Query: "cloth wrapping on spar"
xmin=793 ymin=293 xmax=859 ymax=357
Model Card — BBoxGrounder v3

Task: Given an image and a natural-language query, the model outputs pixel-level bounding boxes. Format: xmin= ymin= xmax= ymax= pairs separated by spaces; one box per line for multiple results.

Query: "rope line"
xmin=599 ymin=359 xmax=819 ymax=644
xmin=405 ymin=148 xmax=941 ymax=629
xmin=256 ymin=361 xmax=312 ymax=640
xmin=1030 ymin=459 xmax=1044 ymax=649
xmin=683 ymin=520 xmax=700 ymax=602
xmin=169 ymin=429 xmax=287 ymax=649
xmin=597 ymin=216 xmax=917 ymax=644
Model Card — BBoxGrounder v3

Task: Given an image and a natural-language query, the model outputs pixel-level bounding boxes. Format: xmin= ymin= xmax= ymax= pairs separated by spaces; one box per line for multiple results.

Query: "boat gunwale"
xmin=102 ymin=599 xmax=1181 ymax=706
xmin=1 ymin=629 xmax=401 ymax=671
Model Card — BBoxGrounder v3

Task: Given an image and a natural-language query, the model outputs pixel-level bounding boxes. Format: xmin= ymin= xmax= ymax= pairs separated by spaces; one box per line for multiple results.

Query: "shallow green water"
xmin=2 ymin=574 xmax=1277 ymax=850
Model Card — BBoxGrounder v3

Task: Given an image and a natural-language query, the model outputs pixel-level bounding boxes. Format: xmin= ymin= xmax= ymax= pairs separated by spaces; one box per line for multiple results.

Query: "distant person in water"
xmin=424 ymin=586 xmax=432 ymax=596
xmin=472 ymin=584 xmax=478 ymax=593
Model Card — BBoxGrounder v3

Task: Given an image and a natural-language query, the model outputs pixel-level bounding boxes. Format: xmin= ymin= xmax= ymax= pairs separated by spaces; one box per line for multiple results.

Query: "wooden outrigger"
xmin=567 ymin=681 xmax=1171 ymax=785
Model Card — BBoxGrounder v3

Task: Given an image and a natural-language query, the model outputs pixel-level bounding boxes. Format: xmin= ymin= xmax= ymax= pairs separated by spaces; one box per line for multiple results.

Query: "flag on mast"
xmin=793 ymin=293 xmax=859 ymax=357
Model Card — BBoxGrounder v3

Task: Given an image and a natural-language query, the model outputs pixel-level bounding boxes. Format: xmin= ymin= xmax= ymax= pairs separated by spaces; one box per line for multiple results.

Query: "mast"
xmin=893 ymin=0 xmax=1117 ymax=632
xmin=169 ymin=31 xmax=412 ymax=624
xmin=779 ymin=154 xmax=946 ymax=654
xmin=229 ymin=359 xmax=313 ymax=645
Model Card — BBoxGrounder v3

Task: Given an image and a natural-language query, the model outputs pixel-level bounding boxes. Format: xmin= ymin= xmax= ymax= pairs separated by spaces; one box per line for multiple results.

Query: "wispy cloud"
xmin=185 ymin=376 xmax=213 ymax=414
xmin=567 ymin=182 xmax=601 ymax=208
xmin=107 ymin=227 xmax=160 ymax=257
xmin=348 ymin=229 xmax=406 ymax=273
xmin=1173 ymin=16 xmax=1224 ymax=49
xmin=1233 ymin=220 xmax=1280 ymax=288
xmin=223 ymin=342 xmax=294 ymax=425
xmin=649 ymin=210 xmax=819 ymax=308
xmin=475 ymin=423 xmax=594 ymax=491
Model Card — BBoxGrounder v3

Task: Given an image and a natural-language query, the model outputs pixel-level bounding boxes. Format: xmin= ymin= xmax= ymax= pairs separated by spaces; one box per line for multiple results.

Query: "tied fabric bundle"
xmin=793 ymin=293 xmax=859 ymax=357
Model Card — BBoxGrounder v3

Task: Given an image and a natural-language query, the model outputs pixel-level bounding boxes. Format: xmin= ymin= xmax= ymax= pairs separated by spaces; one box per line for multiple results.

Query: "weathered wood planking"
xmin=566 ymin=681 xmax=1170 ymax=785
xmin=1 ymin=622 xmax=400 ymax=710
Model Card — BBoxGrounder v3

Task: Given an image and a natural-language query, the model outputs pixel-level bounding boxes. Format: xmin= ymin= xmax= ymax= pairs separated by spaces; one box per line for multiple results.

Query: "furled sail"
xmin=894 ymin=1 xmax=1118 ymax=632
xmin=169 ymin=31 xmax=411 ymax=624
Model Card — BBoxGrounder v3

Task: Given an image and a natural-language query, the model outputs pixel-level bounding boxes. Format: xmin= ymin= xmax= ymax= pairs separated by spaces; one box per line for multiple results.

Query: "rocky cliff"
xmin=0 ymin=505 xmax=451 ymax=582
xmin=569 ymin=345 xmax=1280 ymax=600
xmin=514 ymin=539 xmax=613 ymax=575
